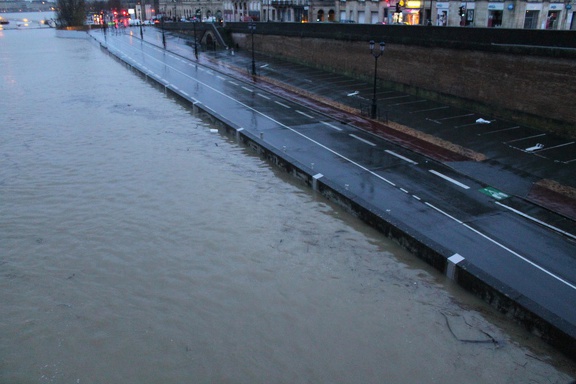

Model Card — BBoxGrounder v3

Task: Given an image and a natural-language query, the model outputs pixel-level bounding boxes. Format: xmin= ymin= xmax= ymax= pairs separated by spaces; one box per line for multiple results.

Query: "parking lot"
xmin=217 ymin=51 xmax=575 ymax=191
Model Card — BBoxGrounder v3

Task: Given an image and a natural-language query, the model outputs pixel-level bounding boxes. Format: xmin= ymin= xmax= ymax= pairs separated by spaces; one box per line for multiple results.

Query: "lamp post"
xmin=369 ymin=40 xmax=385 ymax=119
xmin=139 ymin=17 xmax=143 ymax=39
xmin=102 ymin=13 xmax=107 ymax=43
xmin=192 ymin=18 xmax=198 ymax=59
xmin=161 ymin=16 xmax=166 ymax=49
xmin=248 ymin=21 xmax=256 ymax=76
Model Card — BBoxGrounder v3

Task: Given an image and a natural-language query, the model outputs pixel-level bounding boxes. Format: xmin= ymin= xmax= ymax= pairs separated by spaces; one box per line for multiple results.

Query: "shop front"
xmin=403 ymin=0 xmax=422 ymax=24
xmin=487 ymin=2 xmax=503 ymax=27
xmin=435 ymin=2 xmax=448 ymax=25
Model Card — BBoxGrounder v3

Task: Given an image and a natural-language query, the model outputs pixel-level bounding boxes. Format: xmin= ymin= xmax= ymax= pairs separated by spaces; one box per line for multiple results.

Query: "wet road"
xmin=90 ymin=29 xmax=576 ymax=344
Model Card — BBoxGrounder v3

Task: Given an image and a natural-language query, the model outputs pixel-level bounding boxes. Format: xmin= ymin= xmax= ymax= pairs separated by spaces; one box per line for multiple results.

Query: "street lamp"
xmin=102 ymin=13 xmax=107 ymax=43
xmin=161 ymin=16 xmax=166 ymax=49
xmin=248 ymin=21 xmax=256 ymax=76
xmin=192 ymin=19 xmax=198 ymax=59
xmin=139 ymin=18 xmax=143 ymax=39
xmin=369 ymin=40 xmax=385 ymax=119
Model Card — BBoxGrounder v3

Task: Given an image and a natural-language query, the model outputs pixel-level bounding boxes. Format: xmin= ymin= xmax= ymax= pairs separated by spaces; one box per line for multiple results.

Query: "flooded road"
xmin=0 ymin=20 xmax=574 ymax=383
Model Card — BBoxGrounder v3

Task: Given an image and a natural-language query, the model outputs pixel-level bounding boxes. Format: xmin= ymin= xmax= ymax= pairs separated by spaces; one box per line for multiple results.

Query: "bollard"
xmin=446 ymin=254 xmax=465 ymax=280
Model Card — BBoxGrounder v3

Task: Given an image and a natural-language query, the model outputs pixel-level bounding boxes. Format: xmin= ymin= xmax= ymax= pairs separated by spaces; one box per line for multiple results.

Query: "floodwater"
xmin=1 ymin=15 xmax=575 ymax=383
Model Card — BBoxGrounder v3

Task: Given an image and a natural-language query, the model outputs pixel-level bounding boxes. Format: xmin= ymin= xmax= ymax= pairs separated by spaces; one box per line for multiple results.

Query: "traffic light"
xmin=459 ymin=6 xmax=465 ymax=17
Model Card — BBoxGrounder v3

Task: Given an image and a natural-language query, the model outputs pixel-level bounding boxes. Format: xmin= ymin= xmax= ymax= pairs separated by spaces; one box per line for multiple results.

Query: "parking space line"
xmin=478 ymin=126 xmax=521 ymax=136
xmin=534 ymin=141 xmax=575 ymax=152
xmin=389 ymin=99 xmax=428 ymax=106
xmin=410 ymin=106 xmax=450 ymax=114
xmin=350 ymin=134 xmax=376 ymax=147
xmin=321 ymin=121 xmax=343 ymax=131
xmin=505 ymin=133 xmax=546 ymax=143
xmin=381 ymin=95 xmax=411 ymax=101
xmin=332 ymin=79 xmax=362 ymax=86
xmin=436 ymin=113 xmax=475 ymax=121
xmin=429 ymin=170 xmax=470 ymax=189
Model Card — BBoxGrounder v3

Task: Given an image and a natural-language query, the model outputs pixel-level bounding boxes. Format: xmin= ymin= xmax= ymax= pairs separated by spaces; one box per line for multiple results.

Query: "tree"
xmin=56 ymin=0 xmax=86 ymax=27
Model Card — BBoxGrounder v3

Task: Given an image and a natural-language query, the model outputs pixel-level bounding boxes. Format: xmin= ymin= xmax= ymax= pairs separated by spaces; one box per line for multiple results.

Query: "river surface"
xmin=1 ymin=15 xmax=575 ymax=383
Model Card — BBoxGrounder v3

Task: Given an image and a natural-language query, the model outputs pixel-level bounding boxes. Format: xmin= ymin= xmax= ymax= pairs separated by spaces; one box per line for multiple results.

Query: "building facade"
xmin=155 ymin=0 xmax=575 ymax=28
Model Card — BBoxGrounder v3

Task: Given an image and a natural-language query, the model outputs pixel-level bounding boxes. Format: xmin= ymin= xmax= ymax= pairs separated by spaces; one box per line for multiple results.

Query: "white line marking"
xmin=216 ymin=75 xmax=225 ymax=80
xmin=506 ymin=133 xmax=546 ymax=143
xmin=496 ymin=202 xmax=576 ymax=240
xmin=534 ymin=141 xmax=575 ymax=152
xmin=412 ymin=195 xmax=421 ymax=201
xmin=275 ymin=101 xmax=290 ymax=108
xmin=400 ymin=188 xmax=409 ymax=194
xmin=479 ymin=126 xmax=521 ymax=136
xmin=439 ymin=113 xmax=475 ymax=121
xmin=382 ymin=95 xmax=411 ymax=101
xmin=257 ymin=93 xmax=271 ymax=100
xmin=296 ymin=110 xmax=314 ymax=119
xmin=425 ymin=203 xmax=463 ymax=223
xmin=425 ymin=203 xmax=576 ymax=291
xmin=389 ymin=99 xmax=427 ymax=106
xmin=241 ymin=86 xmax=254 ymax=92
xmin=385 ymin=150 xmax=418 ymax=164
xmin=321 ymin=121 xmax=342 ymax=131
xmin=410 ymin=106 xmax=450 ymax=114
xmin=350 ymin=134 xmax=376 ymax=147
xmin=429 ymin=170 xmax=470 ymax=189
xmin=228 ymin=81 xmax=239 ymax=86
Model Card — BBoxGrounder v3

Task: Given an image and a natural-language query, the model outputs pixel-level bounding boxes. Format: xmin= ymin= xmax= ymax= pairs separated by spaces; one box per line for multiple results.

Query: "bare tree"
xmin=56 ymin=0 xmax=86 ymax=27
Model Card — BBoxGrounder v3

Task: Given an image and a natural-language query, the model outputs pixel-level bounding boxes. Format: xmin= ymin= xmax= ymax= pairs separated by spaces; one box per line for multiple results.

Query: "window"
xmin=524 ymin=10 xmax=538 ymax=29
